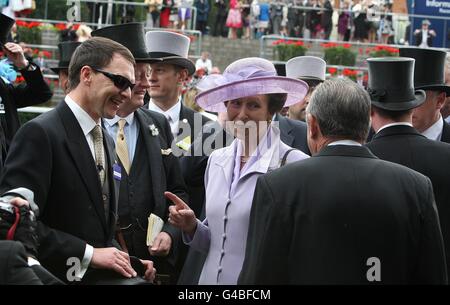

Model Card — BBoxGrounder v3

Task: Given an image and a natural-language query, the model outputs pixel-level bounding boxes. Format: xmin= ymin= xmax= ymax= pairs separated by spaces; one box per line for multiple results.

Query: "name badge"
xmin=113 ymin=163 xmax=121 ymax=181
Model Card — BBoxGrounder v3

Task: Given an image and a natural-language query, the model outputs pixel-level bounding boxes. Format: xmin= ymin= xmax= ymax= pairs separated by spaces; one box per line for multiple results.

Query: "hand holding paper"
xmin=146 ymin=213 xmax=164 ymax=247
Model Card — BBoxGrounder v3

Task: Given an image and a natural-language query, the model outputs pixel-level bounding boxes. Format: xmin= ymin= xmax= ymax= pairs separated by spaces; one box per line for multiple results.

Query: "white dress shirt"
xmin=328 ymin=140 xmax=362 ymax=146
xmin=419 ymin=29 xmax=430 ymax=48
xmin=377 ymin=122 xmax=413 ymax=134
xmin=422 ymin=115 xmax=444 ymax=141
xmin=148 ymin=97 xmax=182 ymax=137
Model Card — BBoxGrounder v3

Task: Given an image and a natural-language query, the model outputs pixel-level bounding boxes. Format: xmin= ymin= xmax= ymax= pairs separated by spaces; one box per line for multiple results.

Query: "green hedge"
xmin=324 ymin=46 xmax=356 ymax=66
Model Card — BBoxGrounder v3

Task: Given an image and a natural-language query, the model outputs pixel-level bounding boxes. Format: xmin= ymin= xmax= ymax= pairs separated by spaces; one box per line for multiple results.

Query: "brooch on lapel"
xmin=161 ymin=148 xmax=172 ymax=156
xmin=176 ymin=135 xmax=191 ymax=151
xmin=149 ymin=124 xmax=159 ymax=136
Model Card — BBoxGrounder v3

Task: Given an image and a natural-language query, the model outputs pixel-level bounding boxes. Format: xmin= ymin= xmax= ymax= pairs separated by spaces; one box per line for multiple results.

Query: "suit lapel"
xmin=56 ymin=102 xmax=108 ymax=233
xmin=441 ymin=121 xmax=450 ymax=143
xmin=276 ymin=114 xmax=294 ymax=147
xmin=103 ymin=130 xmax=119 ymax=232
xmin=135 ymin=109 xmax=165 ymax=217
xmin=213 ymin=141 xmax=237 ymax=188
xmin=178 ymin=103 xmax=195 ymax=138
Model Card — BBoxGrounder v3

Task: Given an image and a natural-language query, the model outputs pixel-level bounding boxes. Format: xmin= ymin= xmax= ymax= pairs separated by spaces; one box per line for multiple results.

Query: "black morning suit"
xmin=239 ymin=145 xmax=447 ymax=284
xmin=0 ymin=101 xmax=119 ymax=282
xmin=115 ymin=108 xmax=188 ymax=283
xmin=366 ymin=124 xmax=450 ymax=277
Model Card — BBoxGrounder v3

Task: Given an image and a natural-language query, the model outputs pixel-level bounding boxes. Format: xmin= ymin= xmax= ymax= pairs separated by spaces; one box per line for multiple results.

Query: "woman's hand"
xmin=165 ymin=191 xmax=197 ymax=236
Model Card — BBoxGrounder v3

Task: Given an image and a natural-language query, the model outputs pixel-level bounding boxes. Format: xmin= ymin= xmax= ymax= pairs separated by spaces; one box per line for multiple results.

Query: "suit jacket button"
xmin=102 ymin=194 xmax=108 ymax=201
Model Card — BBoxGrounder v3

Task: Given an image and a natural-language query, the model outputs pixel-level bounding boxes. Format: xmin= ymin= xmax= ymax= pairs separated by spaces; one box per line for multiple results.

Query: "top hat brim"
xmin=299 ymin=76 xmax=325 ymax=82
xmin=148 ymin=56 xmax=195 ymax=75
xmin=371 ymin=90 xmax=426 ymax=111
xmin=50 ymin=66 xmax=67 ymax=74
xmin=416 ymin=84 xmax=450 ymax=97
xmin=135 ymin=56 xmax=163 ymax=63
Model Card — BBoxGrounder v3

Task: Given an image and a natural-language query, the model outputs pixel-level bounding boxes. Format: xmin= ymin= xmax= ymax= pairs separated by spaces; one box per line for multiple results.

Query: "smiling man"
xmin=0 ymin=37 xmax=156 ymax=284
xmin=93 ymin=23 xmax=188 ymax=284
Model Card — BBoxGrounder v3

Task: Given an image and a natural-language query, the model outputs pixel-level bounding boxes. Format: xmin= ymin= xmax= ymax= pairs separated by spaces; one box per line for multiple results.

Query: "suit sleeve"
xmin=238 ymin=175 xmax=292 ymax=285
xmin=0 ymin=121 xmax=87 ymax=269
xmin=414 ymin=178 xmax=448 ymax=284
xmin=1 ymin=241 xmax=43 ymax=285
xmin=10 ymin=66 xmax=53 ymax=108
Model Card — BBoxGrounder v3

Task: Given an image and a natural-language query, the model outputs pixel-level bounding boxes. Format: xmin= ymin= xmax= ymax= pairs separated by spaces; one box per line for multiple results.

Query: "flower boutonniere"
xmin=149 ymin=124 xmax=159 ymax=136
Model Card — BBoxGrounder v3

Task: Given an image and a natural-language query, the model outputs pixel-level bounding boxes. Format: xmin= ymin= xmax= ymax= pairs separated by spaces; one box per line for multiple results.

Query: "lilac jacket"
xmin=183 ymin=126 xmax=309 ymax=284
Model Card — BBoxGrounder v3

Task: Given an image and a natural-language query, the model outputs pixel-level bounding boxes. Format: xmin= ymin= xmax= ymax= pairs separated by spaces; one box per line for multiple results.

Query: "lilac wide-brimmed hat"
xmin=195 ymin=57 xmax=309 ymax=112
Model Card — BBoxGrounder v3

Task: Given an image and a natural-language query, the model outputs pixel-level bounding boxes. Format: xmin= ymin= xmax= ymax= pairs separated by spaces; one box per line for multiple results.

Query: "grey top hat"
xmin=145 ymin=30 xmax=195 ymax=75
xmin=286 ymin=56 xmax=326 ymax=82
xmin=50 ymin=41 xmax=81 ymax=74
xmin=92 ymin=23 xmax=155 ymax=62
xmin=0 ymin=13 xmax=15 ymax=46
xmin=367 ymin=57 xmax=426 ymax=111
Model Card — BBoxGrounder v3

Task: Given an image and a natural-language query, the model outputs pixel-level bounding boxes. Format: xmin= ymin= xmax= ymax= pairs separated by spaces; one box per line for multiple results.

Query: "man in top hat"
xmin=287 ymin=56 xmax=326 ymax=123
xmin=239 ymin=78 xmax=447 ymax=284
xmin=92 ymin=23 xmax=188 ymax=284
xmin=365 ymin=57 xmax=450 ymax=277
xmin=1 ymin=37 xmax=156 ymax=283
xmin=414 ymin=19 xmax=436 ymax=48
xmin=271 ymin=60 xmax=310 ymax=155
xmin=144 ymin=30 xmax=221 ymax=279
xmin=399 ymin=48 xmax=450 ymax=143
xmin=50 ymin=41 xmax=81 ymax=92
xmin=144 ymin=30 xmax=212 ymax=217
xmin=0 ymin=13 xmax=52 ymax=169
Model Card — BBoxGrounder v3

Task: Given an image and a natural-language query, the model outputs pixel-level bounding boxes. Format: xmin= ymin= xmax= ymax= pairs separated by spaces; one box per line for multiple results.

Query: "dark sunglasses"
xmin=90 ymin=67 xmax=135 ymax=92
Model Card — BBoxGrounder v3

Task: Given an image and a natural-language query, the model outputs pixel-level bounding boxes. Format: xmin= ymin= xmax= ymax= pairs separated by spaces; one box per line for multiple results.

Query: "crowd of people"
xmin=2 ymin=8 xmax=450 ymax=286
xmin=116 ymin=0 xmax=417 ymax=45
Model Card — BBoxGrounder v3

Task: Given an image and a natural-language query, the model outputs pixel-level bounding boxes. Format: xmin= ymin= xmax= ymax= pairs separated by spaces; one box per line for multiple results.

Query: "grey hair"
xmin=306 ymin=78 xmax=371 ymax=142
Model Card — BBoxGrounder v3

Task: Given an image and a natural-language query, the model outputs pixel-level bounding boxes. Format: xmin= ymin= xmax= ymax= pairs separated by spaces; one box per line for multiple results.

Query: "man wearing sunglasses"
xmin=93 ymin=23 xmax=189 ymax=285
xmin=0 ymin=37 xmax=156 ymax=284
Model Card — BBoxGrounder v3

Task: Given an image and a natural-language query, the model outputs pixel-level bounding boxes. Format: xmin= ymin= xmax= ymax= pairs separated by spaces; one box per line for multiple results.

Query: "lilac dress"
xmin=183 ymin=125 xmax=309 ymax=284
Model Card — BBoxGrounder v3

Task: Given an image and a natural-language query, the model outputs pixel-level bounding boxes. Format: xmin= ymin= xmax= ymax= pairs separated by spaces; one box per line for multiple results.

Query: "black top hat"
xmin=0 ymin=13 xmax=15 ymax=46
xmin=367 ymin=57 xmax=426 ymax=111
xmin=399 ymin=47 xmax=450 ymax=97
xmin=50 ymin=41 xmax=81 ymax=74
xmin=91 ymin=23 xmax=154 ymax=62
xmin=272 ymin=61 xmax=286 ymax=76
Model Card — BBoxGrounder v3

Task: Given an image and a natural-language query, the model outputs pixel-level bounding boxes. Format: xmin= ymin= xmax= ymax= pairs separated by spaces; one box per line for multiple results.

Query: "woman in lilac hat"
xmin=165 ymin=57 xmax=310 ymax=284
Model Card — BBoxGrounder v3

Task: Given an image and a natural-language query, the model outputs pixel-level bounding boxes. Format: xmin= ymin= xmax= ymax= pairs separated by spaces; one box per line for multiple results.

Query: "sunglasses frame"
xmin=90 ymin=67 xmax=135 ymax=92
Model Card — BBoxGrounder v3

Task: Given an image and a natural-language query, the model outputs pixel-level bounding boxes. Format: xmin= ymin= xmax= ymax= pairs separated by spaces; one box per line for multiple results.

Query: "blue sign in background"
xmin=407 ymin=0 xmax=450 ymax=48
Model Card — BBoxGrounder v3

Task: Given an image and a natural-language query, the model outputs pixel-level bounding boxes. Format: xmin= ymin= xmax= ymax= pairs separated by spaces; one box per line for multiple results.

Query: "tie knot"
xmin=118 ymin=119 xmax=127 ymax=129
xmin=91 ymin=124 xmax=103 ymax=140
